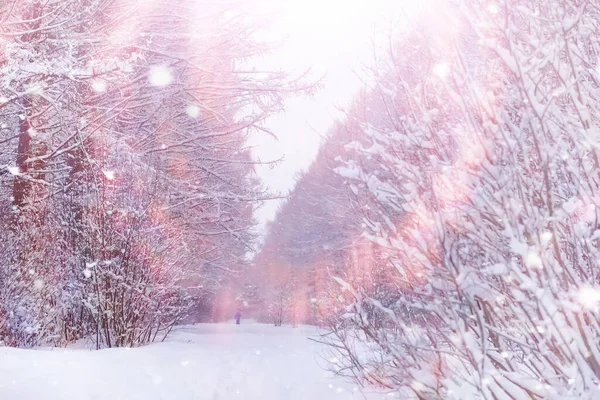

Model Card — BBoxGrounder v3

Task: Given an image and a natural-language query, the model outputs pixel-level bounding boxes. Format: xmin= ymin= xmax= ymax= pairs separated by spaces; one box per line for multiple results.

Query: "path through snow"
xmin=0 ymin=322 xmax=388 ymax=400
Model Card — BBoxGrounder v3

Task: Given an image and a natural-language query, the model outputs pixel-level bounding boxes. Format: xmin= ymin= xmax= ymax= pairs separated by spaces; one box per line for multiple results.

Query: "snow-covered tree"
xmin=0 ymin=0 xmax=306 ymax=347
xmin=324 ymin=0 xmax=600 ymax=397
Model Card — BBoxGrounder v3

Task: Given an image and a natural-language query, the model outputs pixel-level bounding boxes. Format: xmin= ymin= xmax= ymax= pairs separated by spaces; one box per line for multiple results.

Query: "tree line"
xmin=258 ymin=0 xmax=600 ymax=397
xmin=0 ymin=0 xmax=303 ymax=348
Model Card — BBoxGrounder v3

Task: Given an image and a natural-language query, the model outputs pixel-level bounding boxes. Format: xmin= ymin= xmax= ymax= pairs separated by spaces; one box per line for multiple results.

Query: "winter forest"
xmin=3 ymin=0 xmax=600 ymax=399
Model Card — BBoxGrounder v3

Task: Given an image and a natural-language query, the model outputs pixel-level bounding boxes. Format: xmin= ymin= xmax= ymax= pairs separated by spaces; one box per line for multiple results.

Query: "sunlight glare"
xmin=255 ymin=0 xmax=423 ymax=60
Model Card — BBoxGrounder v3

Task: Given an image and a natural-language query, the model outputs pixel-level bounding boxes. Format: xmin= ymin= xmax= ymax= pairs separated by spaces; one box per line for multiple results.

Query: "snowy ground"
xmin=0 ymin=322 xmax=388 ymax=400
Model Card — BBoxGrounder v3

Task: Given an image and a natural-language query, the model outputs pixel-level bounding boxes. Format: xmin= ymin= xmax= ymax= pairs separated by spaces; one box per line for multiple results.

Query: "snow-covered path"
xmin=0 ymin=322 xmax=386 ymax=400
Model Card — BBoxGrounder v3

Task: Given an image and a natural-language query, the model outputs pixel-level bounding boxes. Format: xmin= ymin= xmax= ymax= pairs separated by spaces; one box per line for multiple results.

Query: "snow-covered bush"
xmin=327 ymin=0 xmax=600 ymax=397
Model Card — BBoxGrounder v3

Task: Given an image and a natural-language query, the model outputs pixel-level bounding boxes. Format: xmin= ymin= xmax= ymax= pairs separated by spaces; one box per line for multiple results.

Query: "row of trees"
xmin=0 ymin=0 xmax=300 ymax=347
xmin=251 ymin=117 xmax=388 ymax=326
xmin=321 ymin=0 xmax=600 ymax=398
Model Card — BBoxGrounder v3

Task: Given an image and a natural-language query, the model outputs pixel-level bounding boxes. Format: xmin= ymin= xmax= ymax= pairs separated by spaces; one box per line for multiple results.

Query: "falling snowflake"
xmin=578 ymin=286 xmax=600 ymax=310
xmin=487 ymin=4 xmax=499 ymax=14
xmin=103 ymin=170 xmax=115 ymax=180
xmin=525 ymin=251 xmax=543 ymax=269
xmin=186 ymin=105 xmax=200 ymax=118
xmin=33 ymin=279 xmax=44 ymax=290
xmin=541 ymin=231 xmax=553 ymax=244
xmin=149 ymin=66 xmax=173 ymax=87
xmin=433 ymin=62 xmax=450 ymax=78
xmin=7 ymin=166 xmax=20 ymax=175
xmin=91 ymin=80 xmax=107 ymax=93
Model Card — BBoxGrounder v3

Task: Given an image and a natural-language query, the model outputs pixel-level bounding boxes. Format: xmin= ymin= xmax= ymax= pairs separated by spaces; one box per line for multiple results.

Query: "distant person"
xmin=234 ymin=310 xmax=241 ymax=325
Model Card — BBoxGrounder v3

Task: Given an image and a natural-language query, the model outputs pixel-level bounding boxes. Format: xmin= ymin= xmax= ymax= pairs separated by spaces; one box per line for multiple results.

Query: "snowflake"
xmin=103 ymin=170 xmax=115 ymax=180
xmin=487 ymin=4 xmax=499 ymax=14
xmin=91 ymin=80 xmax=107 ymax=93
xmin=525 ymin=251 xmax=543 ymax=269
xmin=186 ymin=105 xmax=200 ymax=118
xmin=541 ymin=231 xmax=553 ymax=244
xmin=149 ymin=66 xmax=173 ymax=87
xmin=578 ymin=286 xmax=600 ymax=310
xmin=433 ymin=62 xmax=450 ymax=78
xmin=536 ymin=326 xmax=545 ymax=334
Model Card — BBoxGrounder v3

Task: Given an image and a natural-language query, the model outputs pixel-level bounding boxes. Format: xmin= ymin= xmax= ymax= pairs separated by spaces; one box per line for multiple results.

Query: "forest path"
xmin=0 ymin=322 xmax=387 ymax=400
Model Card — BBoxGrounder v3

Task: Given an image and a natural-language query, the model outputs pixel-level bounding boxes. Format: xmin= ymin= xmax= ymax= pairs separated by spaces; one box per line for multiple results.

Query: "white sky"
xmin=249 ymin=0 xmax=408 ymax=230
